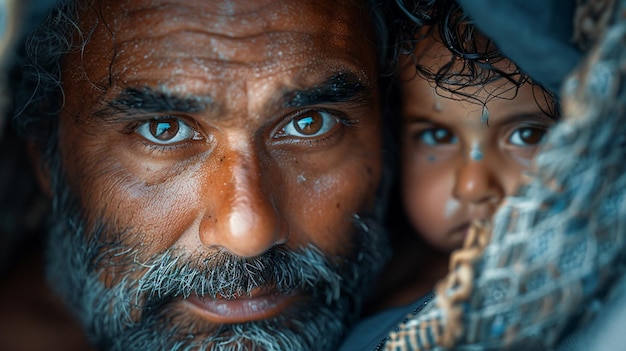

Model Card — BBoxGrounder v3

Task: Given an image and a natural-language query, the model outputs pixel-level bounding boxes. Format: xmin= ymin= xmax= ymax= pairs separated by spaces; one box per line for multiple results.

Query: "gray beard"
xmin=43 ymin=151 xmax=390 ymax=351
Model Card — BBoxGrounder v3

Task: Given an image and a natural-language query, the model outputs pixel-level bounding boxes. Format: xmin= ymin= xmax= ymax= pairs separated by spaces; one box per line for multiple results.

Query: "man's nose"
xmin=199 ymin=146 xmax=283 ymax=258
xmin=452 ymin=157 xmax=504 ymax=217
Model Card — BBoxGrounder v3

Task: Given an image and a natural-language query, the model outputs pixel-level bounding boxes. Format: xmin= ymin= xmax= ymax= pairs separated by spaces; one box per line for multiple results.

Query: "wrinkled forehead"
xmin=71 ymin=0 xmax=377 ymax=92
xmin=100 ymin=0 xmax=354 ymax=38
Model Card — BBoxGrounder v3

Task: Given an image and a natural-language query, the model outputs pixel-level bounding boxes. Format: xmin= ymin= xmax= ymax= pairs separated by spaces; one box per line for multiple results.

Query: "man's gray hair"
xmin=13 ymin=0 xmax=81 ymax=141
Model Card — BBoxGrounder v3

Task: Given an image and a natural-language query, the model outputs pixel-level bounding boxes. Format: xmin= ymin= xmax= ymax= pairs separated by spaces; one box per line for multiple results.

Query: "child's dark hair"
xmin=390 ymin=0 xmax=559 ymax=117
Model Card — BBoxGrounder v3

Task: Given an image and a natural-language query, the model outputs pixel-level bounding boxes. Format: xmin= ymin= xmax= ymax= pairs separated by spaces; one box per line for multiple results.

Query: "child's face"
xmin=399 ymin=38 xmax=555 ymax=253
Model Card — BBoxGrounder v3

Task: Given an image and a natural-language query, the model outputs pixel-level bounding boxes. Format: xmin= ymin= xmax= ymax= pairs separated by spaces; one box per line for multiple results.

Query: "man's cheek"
xmin=285 ymin=159 xmax=379 ymax=255
xmin=74 ymin=159 xmax=200 ymax=251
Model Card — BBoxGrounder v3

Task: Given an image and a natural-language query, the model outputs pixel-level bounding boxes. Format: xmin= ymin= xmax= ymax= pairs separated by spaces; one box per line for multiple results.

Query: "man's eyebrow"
xmin=282 ymin=72 xmax=372 ymax=108
xmin=97 ymin=87 xmax=211 ymax=119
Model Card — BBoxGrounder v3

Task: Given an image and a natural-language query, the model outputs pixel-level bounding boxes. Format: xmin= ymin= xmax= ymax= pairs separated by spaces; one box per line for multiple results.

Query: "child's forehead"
xmin=398 ymin=26 xmax=557 ymax=122
xmin=400 ymin=77 xmax=554 ymax=126
xmin=399 ymin=23 xmax=518 ymax=86
xmin=402 ymin=73 xmax=518 ymax=102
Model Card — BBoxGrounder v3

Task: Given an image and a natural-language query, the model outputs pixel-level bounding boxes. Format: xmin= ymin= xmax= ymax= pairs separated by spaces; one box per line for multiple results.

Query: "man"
xmin=12 ymin=0 xmax=390 ymax=349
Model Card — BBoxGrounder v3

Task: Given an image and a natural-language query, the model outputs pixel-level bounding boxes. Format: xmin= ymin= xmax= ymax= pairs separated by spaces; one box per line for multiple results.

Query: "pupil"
xmin=521 ymin=128 xmax=541 ymax=144
xmin=435 ymin=129 xmax=448 ymax=140
xmin=295 ymin=113 xmax=323 ymax=135
xmin=150 ymin=119 xmax=179 ymax=141
xmin=156 ymin=123 xmax=170 ymax=136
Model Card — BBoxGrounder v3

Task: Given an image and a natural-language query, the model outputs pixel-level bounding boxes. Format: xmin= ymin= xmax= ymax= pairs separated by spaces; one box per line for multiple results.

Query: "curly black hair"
xmin=389 ymin=0 xmax=559 ymax=117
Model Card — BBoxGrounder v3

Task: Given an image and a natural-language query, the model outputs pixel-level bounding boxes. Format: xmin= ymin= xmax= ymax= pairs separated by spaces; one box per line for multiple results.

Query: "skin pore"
xmin=383 ymin=32 xmax=556 ymax=308
xmin=31 ymin=0 xmax=389 ymax=349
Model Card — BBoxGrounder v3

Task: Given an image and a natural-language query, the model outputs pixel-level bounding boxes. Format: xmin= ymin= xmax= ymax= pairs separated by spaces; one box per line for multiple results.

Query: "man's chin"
xmin=44 ymin=226 xmax=365 ymax=350
xmin=92 ymin=288 xmax=350 ymax=351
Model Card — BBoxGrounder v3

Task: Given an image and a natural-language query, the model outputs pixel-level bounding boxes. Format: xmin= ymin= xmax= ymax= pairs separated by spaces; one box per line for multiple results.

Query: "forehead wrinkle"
xmin=86 ymin=0 xmax=376 ymax=86
xmin=106 ymin=0 xmax=371 ymax=56
xmin=113 ymin=0 xmax=313 ymax=40
xmin=113 ymin=30 xmax=317 ymax=69
xmin=100 ymin=9 xmax=322 ymax=78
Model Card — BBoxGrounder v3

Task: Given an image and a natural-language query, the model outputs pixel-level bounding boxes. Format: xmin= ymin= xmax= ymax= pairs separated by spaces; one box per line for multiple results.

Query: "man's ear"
xmin=27 ymin=140 xmax=52 ymax=197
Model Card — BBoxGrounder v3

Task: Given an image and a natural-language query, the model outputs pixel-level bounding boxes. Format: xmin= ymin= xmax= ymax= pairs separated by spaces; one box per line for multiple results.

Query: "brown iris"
xmin=149 ymin=118 xmax=180 ymax=141
xmin=432 ymin=128 xmax=455 ymax=144
xmin=518 ymin=127 xmax=544 ymax=145
xmin=294 ymin=112 xmax=324 ymax=136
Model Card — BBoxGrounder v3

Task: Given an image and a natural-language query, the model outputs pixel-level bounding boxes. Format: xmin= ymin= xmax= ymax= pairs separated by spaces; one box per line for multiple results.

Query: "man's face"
xmin=46 ymin=0 xmax=385 ymax=349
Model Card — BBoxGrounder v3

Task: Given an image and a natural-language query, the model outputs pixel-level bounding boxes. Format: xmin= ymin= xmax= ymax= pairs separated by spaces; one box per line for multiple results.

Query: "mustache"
xmin=131 ymin=243 xmax=345 ymax=304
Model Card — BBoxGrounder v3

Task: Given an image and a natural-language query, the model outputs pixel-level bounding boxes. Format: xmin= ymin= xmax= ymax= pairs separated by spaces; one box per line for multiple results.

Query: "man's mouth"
xmin=184 ymin=290 xmax=298 ymax=324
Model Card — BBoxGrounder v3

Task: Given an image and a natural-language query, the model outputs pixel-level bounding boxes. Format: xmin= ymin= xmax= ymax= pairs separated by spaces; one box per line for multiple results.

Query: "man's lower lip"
xmin=185 ymin=293 xmax=296 ymax=324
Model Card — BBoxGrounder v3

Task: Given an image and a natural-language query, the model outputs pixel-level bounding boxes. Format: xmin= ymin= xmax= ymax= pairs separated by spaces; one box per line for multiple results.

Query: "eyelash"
xmin=286 ymin=108 xmax=358 ymax=127
xmin=124 ymin=108 xmax=358 ymax=155
xmin=273 ymin=108 xmax=357 ymax=147
xmin=125 ymin=116 xmax=204 ymax=155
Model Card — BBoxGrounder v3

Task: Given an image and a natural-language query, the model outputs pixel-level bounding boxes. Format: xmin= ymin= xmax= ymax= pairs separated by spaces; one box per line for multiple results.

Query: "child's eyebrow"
xmin=492 ymin=112 xmax=557 ymax=126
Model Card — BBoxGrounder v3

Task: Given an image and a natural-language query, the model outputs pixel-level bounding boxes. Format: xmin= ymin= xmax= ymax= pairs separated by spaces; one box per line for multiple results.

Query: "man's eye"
xmin=281 ymin=110 xmax=338 ymax=138
xmin=135 ymin=118 xmax=201 ymax=145
xmin=418 ymin=128 xmax=458 ymax=145
xmin=509 ymin=127 xmax=546 ymax=146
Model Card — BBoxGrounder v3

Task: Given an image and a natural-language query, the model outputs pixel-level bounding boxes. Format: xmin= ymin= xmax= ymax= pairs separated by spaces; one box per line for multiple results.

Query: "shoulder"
xmin=338 ymin=292 xmax=435 ymax=351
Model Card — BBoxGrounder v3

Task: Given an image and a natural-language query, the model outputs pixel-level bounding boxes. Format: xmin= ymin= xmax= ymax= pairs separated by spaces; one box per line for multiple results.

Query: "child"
xmin=363 ymin=0 xmax=559 ymax=317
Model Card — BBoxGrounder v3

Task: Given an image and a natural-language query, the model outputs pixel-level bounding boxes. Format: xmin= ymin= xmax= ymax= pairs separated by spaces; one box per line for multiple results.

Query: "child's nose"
xmin=453 ymin=159 xmax=505 ymax=214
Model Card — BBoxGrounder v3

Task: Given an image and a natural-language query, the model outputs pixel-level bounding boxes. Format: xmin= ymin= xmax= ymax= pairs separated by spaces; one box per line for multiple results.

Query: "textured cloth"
xmin=556 ymin=274 xmax=626 ymax=351
xmin=383 ymin=0 xmax=626 ymax=350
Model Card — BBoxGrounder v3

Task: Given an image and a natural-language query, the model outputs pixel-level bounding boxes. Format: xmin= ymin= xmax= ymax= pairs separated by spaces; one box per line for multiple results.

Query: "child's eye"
xmin=419 ymin=128 xmax=458 ymax=146
xmin=509 ymin=127 xmax=546 ymax=146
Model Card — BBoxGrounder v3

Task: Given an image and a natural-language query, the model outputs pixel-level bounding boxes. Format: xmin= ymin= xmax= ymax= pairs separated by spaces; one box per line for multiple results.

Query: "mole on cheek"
xmin=428 ymin=155 xmax=436 ymax=162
